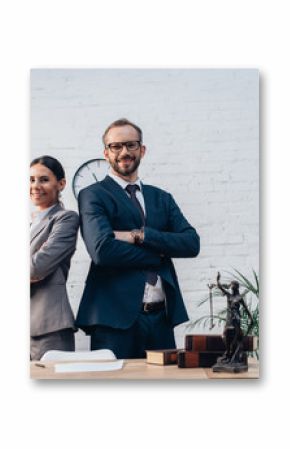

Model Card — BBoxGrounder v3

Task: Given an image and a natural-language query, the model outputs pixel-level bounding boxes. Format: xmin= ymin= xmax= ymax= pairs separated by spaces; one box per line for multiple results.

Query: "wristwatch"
xmin=131 ymin=228 xmax=144 ymax=245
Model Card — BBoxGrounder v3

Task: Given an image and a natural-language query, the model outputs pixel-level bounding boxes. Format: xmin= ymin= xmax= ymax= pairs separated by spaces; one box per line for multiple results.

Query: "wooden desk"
xmin=30 ymin=358 xmax=259 ymax=380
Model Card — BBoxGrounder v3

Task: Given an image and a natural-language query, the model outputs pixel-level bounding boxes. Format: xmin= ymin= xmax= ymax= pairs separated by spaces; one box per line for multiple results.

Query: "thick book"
xmin=146 ymin=349 xmax=179 ymax=365
xmin=185 ymin=334 xmax=258 ymax=352
xmin=177 ymin=350 xmax=223 ymax=368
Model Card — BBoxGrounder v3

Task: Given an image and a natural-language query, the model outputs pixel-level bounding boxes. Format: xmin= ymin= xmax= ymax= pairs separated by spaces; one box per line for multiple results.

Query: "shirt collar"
xmin=31 ymin=203 xmax=58 ymax=225
xmin=108 ymin=171 xmax=142 ymax=191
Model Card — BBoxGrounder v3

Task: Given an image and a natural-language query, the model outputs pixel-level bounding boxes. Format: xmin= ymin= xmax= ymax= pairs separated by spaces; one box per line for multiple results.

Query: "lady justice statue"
xmin=212 ymin=272 xmax=254 ymax=373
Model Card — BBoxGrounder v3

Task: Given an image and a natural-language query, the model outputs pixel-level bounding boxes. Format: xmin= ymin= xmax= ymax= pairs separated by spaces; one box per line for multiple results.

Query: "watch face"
xmin=72 ymin=158 xmax=109 ymax=198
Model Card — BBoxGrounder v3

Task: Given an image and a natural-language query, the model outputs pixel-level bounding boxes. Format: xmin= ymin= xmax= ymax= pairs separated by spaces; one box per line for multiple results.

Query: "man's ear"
xmin=104 ymin=148 xmax=109 ymax=161
xmin=140 ymin=145 xmax=146 ymax=158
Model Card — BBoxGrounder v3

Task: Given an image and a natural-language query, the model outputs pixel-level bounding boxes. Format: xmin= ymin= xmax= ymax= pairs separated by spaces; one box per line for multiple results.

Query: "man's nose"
xmin=119 ymin=145 xmax=130 ymax=155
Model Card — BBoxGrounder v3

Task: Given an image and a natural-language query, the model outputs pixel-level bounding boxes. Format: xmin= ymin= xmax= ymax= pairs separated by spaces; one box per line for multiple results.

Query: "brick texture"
xmin=31 ymin=69 xmax=259 ymax=349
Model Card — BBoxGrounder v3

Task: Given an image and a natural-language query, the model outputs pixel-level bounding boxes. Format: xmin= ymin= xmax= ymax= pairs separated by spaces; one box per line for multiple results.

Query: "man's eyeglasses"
xmin=105 ymin=141 xmax=141 ymax=153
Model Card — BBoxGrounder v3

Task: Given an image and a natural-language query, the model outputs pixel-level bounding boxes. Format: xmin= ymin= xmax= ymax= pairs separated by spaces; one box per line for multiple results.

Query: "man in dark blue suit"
xmin=76 ymin=118 xmax=200 ymax=358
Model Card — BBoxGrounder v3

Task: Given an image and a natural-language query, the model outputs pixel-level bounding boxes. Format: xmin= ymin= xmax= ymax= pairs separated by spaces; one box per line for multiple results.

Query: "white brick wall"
xmin=31 ymin=69 xmax=259 ymax=349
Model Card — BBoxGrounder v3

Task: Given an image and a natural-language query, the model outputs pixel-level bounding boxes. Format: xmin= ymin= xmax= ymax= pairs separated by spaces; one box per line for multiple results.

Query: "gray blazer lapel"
xmin=30 ymin=203 xmax=63 ymax=243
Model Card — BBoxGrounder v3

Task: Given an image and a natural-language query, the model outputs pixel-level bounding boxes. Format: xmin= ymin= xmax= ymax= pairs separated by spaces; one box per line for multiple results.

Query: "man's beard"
xmin=110 ymin=154 xmax=141 ymax=176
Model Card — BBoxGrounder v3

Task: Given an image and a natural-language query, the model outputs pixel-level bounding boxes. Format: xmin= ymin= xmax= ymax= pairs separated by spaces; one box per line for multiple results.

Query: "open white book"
xmin=39 ymin=349 xmax=124 ymax=373
xmin=41 ymin=348 xmax=116 ymax=362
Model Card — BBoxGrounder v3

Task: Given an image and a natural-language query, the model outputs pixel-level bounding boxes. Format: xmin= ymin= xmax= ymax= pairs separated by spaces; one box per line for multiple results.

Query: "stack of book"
xmin=146 ymin=334 xmax=257 ymax=368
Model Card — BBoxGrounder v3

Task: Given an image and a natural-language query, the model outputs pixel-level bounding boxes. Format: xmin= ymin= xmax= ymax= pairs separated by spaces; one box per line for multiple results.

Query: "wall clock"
xmin=72 ymin=158 xmax=109 ymax=198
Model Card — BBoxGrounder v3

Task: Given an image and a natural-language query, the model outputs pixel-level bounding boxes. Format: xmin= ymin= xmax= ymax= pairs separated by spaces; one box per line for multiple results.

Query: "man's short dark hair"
xmin=102 ymin=118 xmax=143 ymax=145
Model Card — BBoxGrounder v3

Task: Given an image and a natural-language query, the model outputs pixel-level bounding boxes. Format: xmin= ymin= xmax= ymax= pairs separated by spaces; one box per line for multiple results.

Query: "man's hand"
xmin=114 ymin=231 xmax=135 ymax=244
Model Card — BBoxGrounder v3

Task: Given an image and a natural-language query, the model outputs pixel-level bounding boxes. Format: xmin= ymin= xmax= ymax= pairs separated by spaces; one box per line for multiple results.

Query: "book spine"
xmin=163 ymin=351 xmax=178 ymax=364
xmin=177 ymin=350 xmax=223 ymax=368
xmin=185 ymin=335 xmax=256 ymax=352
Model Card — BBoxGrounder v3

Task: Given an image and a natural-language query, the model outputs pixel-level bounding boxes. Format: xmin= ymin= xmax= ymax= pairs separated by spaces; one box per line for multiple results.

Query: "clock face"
xmin=72 ymin=158 xmax=109 ymax=198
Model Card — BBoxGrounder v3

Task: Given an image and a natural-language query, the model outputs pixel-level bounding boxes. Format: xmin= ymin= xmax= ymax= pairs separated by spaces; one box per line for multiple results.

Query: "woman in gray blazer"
xmin=30 ymin=156 xmax=79 ymax=360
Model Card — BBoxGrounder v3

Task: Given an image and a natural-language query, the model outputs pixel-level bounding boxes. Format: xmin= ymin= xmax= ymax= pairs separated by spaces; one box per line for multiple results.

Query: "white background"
xmin=0 ymin=1 xmax=287 ymax=448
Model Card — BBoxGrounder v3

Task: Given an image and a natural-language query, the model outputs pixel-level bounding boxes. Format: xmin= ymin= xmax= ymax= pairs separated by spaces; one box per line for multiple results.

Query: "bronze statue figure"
xmin=212 ymin=272 xmax=254 ymax=373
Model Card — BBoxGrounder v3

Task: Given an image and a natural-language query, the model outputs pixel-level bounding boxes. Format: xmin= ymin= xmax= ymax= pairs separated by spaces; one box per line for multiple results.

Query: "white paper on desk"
xmin=41 ymin=348 xmax=116 ymax=361
xmin=54 ymin=360 xmax=124 ymax=373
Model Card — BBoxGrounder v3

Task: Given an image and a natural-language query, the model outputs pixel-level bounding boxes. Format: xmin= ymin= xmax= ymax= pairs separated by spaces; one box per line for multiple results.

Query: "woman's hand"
xmin=30 ymin=277 xmax=42 ymax=283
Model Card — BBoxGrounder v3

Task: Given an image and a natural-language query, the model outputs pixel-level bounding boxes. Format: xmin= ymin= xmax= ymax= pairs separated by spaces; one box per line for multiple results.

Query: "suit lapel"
xmin=101 ymin=176 xmax=144 ymax=227
xmin=30 ymin=203 xmax=63 ymax=243
xmin=141 ymin=184 xmax=154 ymax=227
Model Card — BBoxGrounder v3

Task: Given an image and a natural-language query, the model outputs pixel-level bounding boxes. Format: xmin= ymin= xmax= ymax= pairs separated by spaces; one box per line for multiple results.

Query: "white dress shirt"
xmin=108 ymin=171 xmax=165 ymax=304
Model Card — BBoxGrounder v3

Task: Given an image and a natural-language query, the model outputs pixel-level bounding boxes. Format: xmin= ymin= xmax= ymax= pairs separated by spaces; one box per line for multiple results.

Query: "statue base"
xmin=212 ymin=362 xmax=248 ymax=373
xmin=212 ymin=352 xmax=248 ymax=373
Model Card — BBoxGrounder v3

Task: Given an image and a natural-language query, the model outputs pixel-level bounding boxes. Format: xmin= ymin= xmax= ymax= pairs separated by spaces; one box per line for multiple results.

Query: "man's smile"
xmin=117 ymin=156 xmax=135 ymax=162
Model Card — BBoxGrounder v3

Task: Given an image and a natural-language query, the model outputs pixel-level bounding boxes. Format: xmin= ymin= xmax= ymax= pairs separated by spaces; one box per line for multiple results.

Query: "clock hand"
xmin=87 ymin=165 xmax=98 ymax=181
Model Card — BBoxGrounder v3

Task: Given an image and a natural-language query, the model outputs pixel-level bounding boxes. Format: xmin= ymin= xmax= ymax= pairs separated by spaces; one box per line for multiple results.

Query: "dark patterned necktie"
xmin=125 ymin=184 xmax=158 ymax=286
xmin=125 ymin=184 xmax=145 ymax=222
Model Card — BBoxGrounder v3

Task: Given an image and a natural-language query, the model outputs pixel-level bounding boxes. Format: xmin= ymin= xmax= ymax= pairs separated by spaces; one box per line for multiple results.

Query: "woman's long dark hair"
xmin=30 ymin=155 xmax=65 ymax=180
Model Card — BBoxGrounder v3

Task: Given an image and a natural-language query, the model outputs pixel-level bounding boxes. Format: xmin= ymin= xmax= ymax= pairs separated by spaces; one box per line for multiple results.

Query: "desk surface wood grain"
xmin=30 ymin=358 xmax=259 ymax=380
